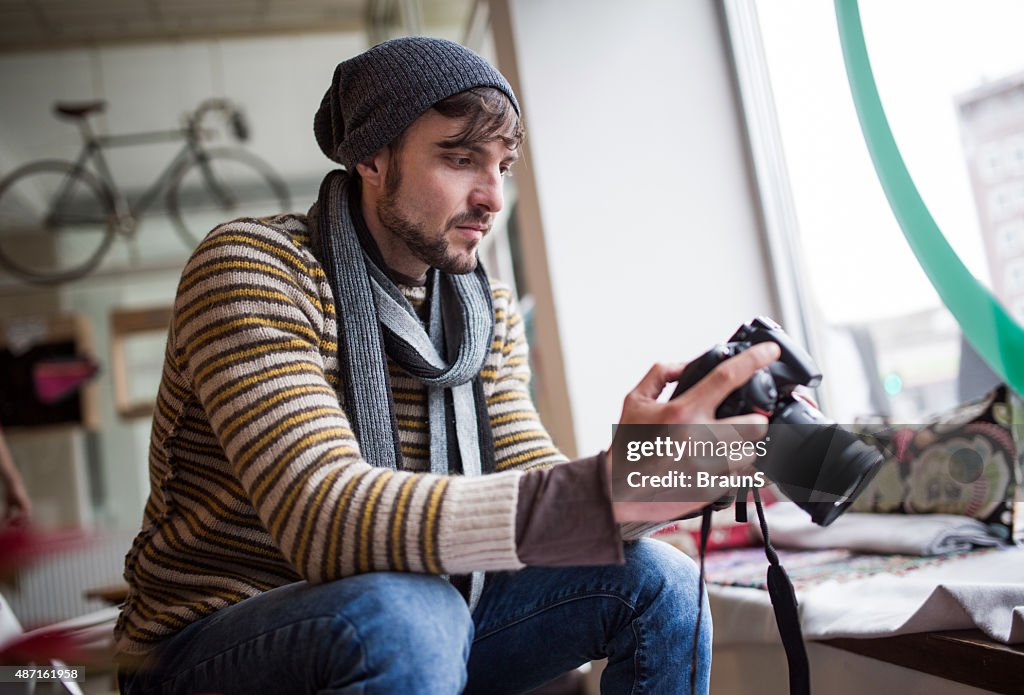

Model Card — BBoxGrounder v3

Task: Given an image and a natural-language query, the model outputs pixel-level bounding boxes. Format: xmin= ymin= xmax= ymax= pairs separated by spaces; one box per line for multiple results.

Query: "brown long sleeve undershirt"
xmin=514 ymin=454 xmax=738 ymax=566
xmin=514 ymin=453 xmax=625 ymax=566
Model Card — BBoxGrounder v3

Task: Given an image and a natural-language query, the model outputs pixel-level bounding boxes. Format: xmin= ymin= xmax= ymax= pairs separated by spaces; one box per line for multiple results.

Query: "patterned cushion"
xmin=850 ymin=385 xmax=1022 ymax=541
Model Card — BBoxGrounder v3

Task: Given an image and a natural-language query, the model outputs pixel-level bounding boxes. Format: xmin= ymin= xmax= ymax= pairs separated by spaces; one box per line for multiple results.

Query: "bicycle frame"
xmin=60 ymin=123 xmax=207 ymax=231
xmin=0 ymin=98 xmax=287 ymax=284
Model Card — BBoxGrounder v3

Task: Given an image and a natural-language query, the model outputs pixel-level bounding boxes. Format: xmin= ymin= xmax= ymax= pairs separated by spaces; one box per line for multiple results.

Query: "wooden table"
xmin=823 ymin=630 xmax=1024 ymax=695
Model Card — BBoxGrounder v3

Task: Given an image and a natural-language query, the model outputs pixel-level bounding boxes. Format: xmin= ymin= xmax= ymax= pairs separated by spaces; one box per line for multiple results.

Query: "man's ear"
xmin=355 ymin=148 xmax=389 ymax=189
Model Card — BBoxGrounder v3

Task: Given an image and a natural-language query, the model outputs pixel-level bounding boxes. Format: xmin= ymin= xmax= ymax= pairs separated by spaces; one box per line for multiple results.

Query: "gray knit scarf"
xmin=309 ymin=169 xmax=495 ymax=604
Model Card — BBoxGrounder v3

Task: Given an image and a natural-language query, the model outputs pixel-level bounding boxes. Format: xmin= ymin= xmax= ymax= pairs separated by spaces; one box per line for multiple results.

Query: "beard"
xmin=377 ymin=180 xmax=490 ymax=275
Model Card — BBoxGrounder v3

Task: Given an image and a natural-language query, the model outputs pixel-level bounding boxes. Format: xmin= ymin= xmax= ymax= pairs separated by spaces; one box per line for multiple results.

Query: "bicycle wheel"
xmin=0 ymin=160 xmax=115 ymax=284
xmin=168 ymin=148 xmax=292 ymax=248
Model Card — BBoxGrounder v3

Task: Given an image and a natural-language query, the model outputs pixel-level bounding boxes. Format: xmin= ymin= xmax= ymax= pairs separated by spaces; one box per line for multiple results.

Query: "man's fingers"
xmin=718 ymin=412 xmax=770 ymax=435
xmin=684 ymin=342 xmax=781 ymax=412
xmin=631 ymin=362 xmax=687 ymax=401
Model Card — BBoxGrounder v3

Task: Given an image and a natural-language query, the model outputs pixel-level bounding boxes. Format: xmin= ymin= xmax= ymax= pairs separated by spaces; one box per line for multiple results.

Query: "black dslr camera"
xmin=671 ymin=316 xmax=883 ymax=526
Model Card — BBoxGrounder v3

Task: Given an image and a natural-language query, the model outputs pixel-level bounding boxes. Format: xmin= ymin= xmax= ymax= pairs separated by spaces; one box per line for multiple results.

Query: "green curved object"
xmin=834 ymin=0 xmax=1023 ymax=394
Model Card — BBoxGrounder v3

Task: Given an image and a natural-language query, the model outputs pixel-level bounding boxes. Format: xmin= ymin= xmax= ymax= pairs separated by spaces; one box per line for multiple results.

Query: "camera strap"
xmin=692 ymin=491 xmax=811 ymax=691
xmin=691 ymin=491 xmax=810 ymax=695
xmin=690 ymin=506 xmax=713 ymax=694
xmin=752 ymin=488 xmax=811 ymax=695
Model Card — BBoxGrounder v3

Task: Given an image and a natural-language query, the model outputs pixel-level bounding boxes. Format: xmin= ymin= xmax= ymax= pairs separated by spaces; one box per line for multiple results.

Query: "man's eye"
xmin=500 ymin=166 xmax=514 ymax=178
xmin=449 ymin=156 xmax=472 ymax=167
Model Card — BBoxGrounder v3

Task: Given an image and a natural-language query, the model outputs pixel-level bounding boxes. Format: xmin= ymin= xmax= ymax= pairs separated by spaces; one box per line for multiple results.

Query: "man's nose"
xmin=470 ymin=169 xmax=504 ymax=214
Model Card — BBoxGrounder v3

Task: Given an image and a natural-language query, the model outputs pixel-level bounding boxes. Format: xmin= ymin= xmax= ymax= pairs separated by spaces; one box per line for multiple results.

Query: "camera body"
xmin=672 ymin=317 xmax=883 ymax=526
xmin=672 ymin=316 xmax=820 ymax=419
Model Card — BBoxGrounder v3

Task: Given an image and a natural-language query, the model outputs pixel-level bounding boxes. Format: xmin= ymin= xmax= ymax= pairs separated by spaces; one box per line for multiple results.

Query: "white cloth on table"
xmin=753 ymin=502 xmax=1004 ymax=556
xmin=709 ymin=545 xmax=1024 ymax=645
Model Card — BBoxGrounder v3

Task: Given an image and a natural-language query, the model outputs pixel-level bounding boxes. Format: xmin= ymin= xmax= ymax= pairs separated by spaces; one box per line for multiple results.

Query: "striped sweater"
xmin=114 ymin=214 xmax=568 ymax=656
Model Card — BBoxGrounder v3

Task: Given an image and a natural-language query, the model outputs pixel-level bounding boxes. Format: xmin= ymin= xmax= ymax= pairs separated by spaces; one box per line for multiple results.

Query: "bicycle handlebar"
xmin=189 ymin=98 xmax=250 ymax=143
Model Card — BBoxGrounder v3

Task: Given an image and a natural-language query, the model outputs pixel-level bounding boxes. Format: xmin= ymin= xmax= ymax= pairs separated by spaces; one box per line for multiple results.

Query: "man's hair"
xmin=432 ymin=86 xmax=524 ymax=151
xmin=383 ymin=87 xmax=524 ymax=193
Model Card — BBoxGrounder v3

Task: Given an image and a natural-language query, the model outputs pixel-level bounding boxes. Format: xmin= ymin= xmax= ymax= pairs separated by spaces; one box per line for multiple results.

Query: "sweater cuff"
xmin=514 ymin=452 xmax=625 ymax=566
xmin=437 ymin=470 xmax=525 ymax=574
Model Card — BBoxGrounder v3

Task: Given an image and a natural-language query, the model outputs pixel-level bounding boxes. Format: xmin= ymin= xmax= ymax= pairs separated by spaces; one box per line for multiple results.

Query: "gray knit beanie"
xmin=314 ymin=36 xmax=520 ymax=170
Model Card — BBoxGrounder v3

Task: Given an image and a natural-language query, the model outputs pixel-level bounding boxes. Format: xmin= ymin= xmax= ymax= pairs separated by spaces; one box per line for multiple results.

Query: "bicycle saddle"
xmin=54 ymin=101 xmax=107 ymax=119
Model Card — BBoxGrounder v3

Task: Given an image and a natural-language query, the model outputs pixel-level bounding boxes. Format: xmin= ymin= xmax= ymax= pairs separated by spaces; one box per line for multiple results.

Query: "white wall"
xmin=503 ymin=0 xmax=778 ymax=455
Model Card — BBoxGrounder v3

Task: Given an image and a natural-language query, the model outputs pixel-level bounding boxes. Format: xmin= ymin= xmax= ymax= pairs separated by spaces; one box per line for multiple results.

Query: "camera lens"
xmin=755 ymin=401 xmax=884 ymax=526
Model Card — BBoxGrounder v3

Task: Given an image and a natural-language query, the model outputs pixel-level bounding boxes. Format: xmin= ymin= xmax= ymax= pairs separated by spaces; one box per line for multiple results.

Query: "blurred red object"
xmin=0 ymin=526 xmax=107 ymax=670
xmin=0 ymin=526 xmax=94 ymax=579
xmin=0 ymin=625 xmax=91 ymax=665
xmin=31 ymin=357 xmax=99 ymax=404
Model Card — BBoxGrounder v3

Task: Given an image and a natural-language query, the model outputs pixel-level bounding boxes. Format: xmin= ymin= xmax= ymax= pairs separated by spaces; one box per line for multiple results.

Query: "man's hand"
xmin=608 ymin=342 xmax=781 ymax=523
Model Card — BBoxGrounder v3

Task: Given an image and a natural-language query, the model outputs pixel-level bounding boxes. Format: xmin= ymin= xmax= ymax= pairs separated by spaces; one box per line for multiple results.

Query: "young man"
xmin=115 ymin=37 xmax=777 ymax=695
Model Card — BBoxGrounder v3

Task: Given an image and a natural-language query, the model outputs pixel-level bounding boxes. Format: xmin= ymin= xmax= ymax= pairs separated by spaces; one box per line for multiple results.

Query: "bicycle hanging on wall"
xmin=0 ymin=98 xmax=291 ymax=284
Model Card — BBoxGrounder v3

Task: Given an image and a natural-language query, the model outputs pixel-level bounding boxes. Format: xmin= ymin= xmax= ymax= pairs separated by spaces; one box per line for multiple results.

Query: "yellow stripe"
xmin=486 ymin=391 xmax=527 ymax=405
xmin=357 ymin=471 xmax=394 ymax=573
xmin=175 ymin=458 xmax=245 ymax=495
xmin=181 ymin=258 xmax=312 ymax=302
xmin=243 ymin=414 xmax=345 ymax=490
xmin=155 ymin=394 xmax=178 ymax=424
xmin=269 ymin=444 xmax=358 ymax=534
xmin=174 ymin=437 xmax=228 ymax=459
xmin=178 ymin=286 xmax=298 ymax=328
xmin=496 ymin=370 xmax=531 ymax=383
xmin=252 ymin=426 xmax=357 ymax=505
xmin=192 ymin=339 xmax=312 ymax=386
xmin=390 ymin=476 xmax=418 ymax=570
xmin=161 ymin=373 xmax=189 ymax=400
xmin=328 ymin=472 xmax=366 ymax=574
xmin=192 ymin=232 xmax=307 ymax=275
xmin=496 ymin=446 xmax=561 ymax=470
xmin=184 ymin=317 xmax=319 ymax=362
xmin=494 ymin=430 xmax=550 ymax=448
xmin=489 ymin=412 xmax=537 ymax=426
xmin=220 ymin=384 xmax=336 ymax=442
xmin=207 ymin=362 xmax=322 ymax=411
xmin=170 ymin=479 xmax=250 ymax=524
xmin=423 ymin=478 xmax=449 ymax=574
xmin=294 ymin=466 xmax=344 ymax=568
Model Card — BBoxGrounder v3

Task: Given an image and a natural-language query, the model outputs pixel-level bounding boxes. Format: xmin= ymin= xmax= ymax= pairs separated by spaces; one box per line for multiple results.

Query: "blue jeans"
xmin=119 ymin=539 xmax=711 ymax=694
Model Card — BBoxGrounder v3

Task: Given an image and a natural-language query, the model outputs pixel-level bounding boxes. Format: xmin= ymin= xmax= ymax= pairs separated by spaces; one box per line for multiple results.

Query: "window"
xmin=729 ymin=0 xmax=1024 ymax=420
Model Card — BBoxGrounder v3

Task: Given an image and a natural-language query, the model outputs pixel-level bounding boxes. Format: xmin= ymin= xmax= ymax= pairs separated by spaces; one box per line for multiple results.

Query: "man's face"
xmin=375 ymin=108 xmax=519 ymax=276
